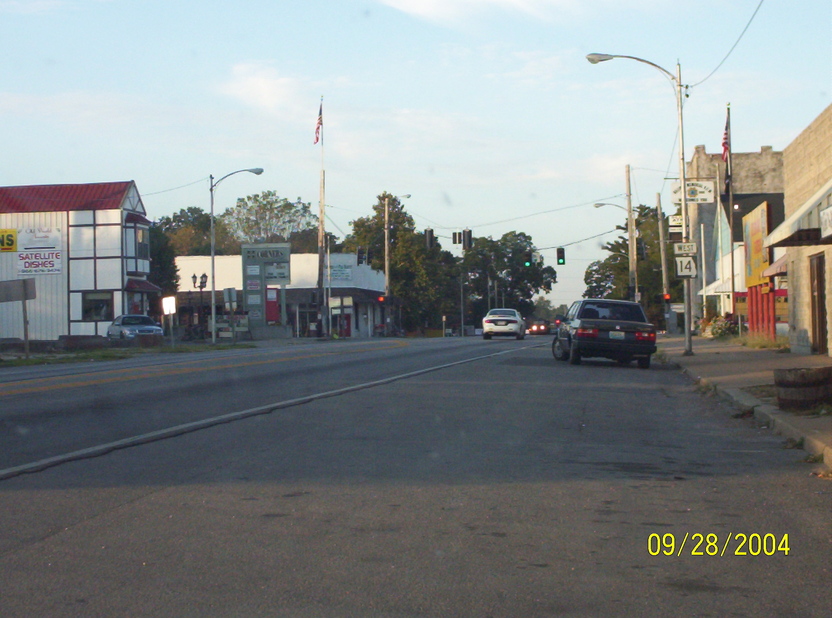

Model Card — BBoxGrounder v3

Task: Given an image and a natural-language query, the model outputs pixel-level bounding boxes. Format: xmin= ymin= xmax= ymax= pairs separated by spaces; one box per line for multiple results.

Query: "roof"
xmin=0 ymin=181 xmax=135 ymax=214
xmin=761 ymin=254 xmax=788 ymax=277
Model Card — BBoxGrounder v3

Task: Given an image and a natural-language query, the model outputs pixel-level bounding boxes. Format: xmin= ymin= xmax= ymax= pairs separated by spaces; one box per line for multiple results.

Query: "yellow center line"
xmin=0 ymin=340 xmax=409 ymax=397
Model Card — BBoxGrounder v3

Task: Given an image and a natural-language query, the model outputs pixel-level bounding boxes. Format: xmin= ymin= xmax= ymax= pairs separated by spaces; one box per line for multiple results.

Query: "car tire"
xmin=568 ymin=345 xmax=581 ymax=365
xmin=552 ymin=338 xmax=567 ymax=361
xmin=637 ymin=355 xmax=651 ymax=369
xmin=516 ymin=333 xmax=525 ymax=340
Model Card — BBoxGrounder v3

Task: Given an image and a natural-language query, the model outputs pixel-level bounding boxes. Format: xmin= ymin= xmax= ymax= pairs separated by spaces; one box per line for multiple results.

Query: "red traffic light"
xmin=377 ymin=295 xmax=386 ymax=303
xmin=663 ymin=293 xmax=671 ymax=301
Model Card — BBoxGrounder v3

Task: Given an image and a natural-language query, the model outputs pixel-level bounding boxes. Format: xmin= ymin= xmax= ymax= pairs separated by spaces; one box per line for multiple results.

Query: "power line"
xmin=143 ymin=177 xmax=209 ymax=196
xmin=690 ymin=0 xmax=765 ymax=88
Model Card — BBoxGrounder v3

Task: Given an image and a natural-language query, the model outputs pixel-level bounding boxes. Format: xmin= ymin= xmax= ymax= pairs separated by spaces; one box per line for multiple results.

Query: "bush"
xmin=709 ymin=316 xmax=738 ymax=339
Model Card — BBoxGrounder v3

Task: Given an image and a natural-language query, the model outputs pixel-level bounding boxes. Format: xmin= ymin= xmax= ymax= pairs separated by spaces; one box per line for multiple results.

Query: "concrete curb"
xmin=669 ymin=361 xmax=832 ymax=470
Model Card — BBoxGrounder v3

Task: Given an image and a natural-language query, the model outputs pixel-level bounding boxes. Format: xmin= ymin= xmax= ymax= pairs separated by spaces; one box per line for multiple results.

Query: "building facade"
xmin=0 ymin=181 xmax=159 ymax=341
xmin=175 ymin=253 xmax=387 ymax=338
xmin=766 ymin=104 xmax=832 ymax=355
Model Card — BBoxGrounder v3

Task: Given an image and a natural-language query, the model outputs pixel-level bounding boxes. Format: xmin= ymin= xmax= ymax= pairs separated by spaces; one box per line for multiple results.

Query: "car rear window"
xmin=579 ymin=303 xmax=646 ymax=322
xmin=488 ymin=310 xmax=515 ymax=317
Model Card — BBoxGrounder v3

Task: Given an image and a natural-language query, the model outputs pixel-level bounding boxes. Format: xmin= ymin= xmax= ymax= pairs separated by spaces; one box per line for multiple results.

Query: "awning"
xmin=698 ymin=279 xmax=735 ymax=296
xmin=125 ymin=211 xmax=151 ymax=225
xmin=765 ymin=177 xmax=832 ymax=248
xmin=125 ymin=278 xmax=162 ymax=293
xmin=762 ymin=254 xmax=788 ymax=277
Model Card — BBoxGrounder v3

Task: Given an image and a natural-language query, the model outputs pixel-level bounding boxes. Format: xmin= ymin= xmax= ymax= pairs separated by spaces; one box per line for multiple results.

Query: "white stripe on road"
xmin=0 ymin=343 xmax=542 ymax=480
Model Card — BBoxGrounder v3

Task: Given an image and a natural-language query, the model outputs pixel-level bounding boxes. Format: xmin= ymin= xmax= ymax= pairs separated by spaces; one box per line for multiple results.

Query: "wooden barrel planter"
xmin=774 ymin=366 xmax=832 ymax=409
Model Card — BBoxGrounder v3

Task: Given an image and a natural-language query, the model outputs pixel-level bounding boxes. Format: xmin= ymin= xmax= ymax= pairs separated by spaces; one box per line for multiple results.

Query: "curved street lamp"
xmin=587 ymin=52 xmax=693 ymax=355
xmin=595 ymin=201 xmax=636 ymax=300
xmin=209 ymin=167 xmax=264 ymax=344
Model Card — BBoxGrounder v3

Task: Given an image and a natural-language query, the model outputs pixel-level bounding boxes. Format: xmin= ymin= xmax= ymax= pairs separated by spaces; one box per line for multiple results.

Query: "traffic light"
xmin=637 ymin=238 xmax=648 ymax=260
xmin=357 ymin=247 xmax=366 ymax=264
xmin=425 ymin=228 xmax=435 ymax=249
xmin=523 ymin=251 xmax=533 ymax=267
xmin=557 ymin=247 xmax=565 ymax=265
xmin=377 ymin=295 xmax=387 ymax=304
xmin=663 ymin=293 xmax=671 ymax=302
xmin=462 ymin=229 xmax=473 ymax=250
xmin=453 ymin=231 xmax=461 ymax=244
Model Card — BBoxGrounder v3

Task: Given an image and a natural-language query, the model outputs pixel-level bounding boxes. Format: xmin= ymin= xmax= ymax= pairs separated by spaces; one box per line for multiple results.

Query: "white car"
xmin=482 ymin=308 xmax=525 ymax=340
xmin=107 ymin=315 xmax=164 ymax=340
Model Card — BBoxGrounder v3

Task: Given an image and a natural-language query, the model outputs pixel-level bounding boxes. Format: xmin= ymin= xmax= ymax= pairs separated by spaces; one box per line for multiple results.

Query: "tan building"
xmin=766 ymin=104 xmax=832 ymax=355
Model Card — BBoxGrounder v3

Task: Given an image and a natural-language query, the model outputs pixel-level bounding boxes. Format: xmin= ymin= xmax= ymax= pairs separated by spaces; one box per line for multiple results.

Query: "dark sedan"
xmin=552 ymin=299 xmax=656 ymax=369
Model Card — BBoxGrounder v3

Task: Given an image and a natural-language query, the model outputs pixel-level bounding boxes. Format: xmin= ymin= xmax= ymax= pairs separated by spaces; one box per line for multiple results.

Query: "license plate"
xmin=609 ymin=331 xmax=625 ymax=340
xmin=497 ymin=321 xmax=506 ymax=326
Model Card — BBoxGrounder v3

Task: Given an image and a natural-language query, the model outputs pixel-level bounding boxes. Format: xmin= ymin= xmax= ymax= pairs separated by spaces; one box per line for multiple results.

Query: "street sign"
xmin=669 ymin=215 xmax=683 ymax=227
xmin=675 ymin=256 xmax=698 ymax=278
xmin=674 ymin=242 xmax=697 ymax=255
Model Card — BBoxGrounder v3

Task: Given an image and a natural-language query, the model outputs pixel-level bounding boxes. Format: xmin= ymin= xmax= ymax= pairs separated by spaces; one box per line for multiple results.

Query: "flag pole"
xmin=724 ymin=103 xmax=735 ymax=316
xmin=315 ymin=96 xmax=327 ymax=338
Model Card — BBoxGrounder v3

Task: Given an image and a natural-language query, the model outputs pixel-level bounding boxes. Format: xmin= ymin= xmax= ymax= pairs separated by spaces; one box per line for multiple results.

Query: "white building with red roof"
xmin=0 ymin=181 xmax=160 ymax=341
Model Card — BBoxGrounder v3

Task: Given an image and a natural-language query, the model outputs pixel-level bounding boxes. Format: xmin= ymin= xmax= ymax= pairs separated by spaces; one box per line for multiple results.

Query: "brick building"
xmin=766 ymin=104 xmax=832 ymax=355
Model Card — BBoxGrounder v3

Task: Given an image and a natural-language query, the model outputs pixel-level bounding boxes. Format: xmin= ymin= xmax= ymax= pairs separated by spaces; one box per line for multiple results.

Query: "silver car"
xmin=107 ymin=315 xmax=164 ymax=340
xmin=482 ymin=308 xmax=525 ymax=340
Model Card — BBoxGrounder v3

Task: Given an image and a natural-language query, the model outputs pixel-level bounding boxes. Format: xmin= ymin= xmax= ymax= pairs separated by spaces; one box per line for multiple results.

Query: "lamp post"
xmin=587 ymin=52 xmax=693 ymax=355
xmin=193 ymin=272 xmax=207 ymax=331
xmin=594 ymin=200 xmax=637 ymax=303
xmin=209 ymin=167 xmax=264 ymax=344
xmin=383 ymin=193 xmax=410 ymax=335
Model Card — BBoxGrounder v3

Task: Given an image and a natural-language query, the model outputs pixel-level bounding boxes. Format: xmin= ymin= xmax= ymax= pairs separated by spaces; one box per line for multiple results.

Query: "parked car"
xmin=551 ymin=299 xmax=656 ymax=368
xmin=107 ymin=315 xmax=164 ymax=340
xmin=482 ymin=308 xmax=525 ymax=340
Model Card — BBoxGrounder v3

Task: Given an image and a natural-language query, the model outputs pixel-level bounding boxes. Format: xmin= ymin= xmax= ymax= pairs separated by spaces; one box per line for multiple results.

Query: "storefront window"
xmin=82 ymin=292 xmax=114 ymax=322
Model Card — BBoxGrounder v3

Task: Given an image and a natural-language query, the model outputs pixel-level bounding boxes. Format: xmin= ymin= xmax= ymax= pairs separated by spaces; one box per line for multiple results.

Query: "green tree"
xmin=220 ymin=192 xmax=316 ymax=244
xmin=462 ymin=231 xmax=558 ymax=321
xmin=156 ymin=206 xmax=239 ymax=256
xmin=583 ymin=205 xmax=682 ymax=326
xmin=345 ymin=192 xmax=452 ymax=332
xmin=148 ymin=222 xmax=178 ymax=295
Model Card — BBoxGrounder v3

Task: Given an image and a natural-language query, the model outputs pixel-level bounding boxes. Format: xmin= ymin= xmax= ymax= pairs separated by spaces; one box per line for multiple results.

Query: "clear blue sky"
xmin=1 ymin=0 xmax=830 ymax=306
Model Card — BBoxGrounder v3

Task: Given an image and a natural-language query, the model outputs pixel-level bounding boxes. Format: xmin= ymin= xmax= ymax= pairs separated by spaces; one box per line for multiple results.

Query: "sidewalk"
xmin=658 ymin=335 xmax=832 ymax=471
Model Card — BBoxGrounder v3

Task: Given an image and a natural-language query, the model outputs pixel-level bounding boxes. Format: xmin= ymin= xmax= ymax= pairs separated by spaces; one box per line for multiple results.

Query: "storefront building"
xmin=766 ymin=104 xmax=832 ymax=355
xmin=0 ymin=181 xmax=159 ymax=341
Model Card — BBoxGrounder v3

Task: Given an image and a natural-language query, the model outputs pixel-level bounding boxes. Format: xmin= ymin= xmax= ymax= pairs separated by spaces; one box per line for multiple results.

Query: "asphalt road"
xmin=0 ymin=338 xmax=829 ymax=617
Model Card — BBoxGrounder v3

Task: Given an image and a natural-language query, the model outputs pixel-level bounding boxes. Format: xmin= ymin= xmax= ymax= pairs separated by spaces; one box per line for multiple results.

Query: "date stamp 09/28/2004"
xmin=648 ymin=533 xmax=790 ymax=557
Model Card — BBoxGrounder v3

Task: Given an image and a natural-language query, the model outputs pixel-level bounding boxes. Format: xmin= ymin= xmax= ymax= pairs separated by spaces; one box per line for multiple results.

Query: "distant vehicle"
xmin=552 ymin=299 xmax=656 ymax=368
xmin=526 ymin=319 xmax=551 ymax=335
xmin=482 ymin=308 xmax=525 ymax=340
xmin=107 ymin=315 xmax=164 ymax=340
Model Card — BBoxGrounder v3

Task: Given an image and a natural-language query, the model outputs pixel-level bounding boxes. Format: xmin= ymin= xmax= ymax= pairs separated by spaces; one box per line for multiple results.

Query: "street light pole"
xmin=209 ymin=167 xmax=263 ymax=344
xmin=594 ymin=194 xmax=636 ymax=303
xmin=587 ymin=53 xmax=693 ymax=355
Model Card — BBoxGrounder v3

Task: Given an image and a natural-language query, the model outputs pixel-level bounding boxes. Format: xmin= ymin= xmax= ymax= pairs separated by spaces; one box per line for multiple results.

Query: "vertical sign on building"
xmin=241 ymin=243 xmax=291 ymax=328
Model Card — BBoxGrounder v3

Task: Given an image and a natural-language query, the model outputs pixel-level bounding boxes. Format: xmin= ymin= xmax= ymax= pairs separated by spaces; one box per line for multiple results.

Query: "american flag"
xmin=721 ymin=110 xmax=730 ymax=162
xmin=314 ymin=102 xmax=323 ymax=145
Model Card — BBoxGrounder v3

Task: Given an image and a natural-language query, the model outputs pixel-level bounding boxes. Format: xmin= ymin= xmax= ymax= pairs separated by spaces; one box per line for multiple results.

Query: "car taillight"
xmin=636 ymin=331 xmax=656 ymax=342
xmin=484 ymin=319 xmax=494 ymax=324
xmin=576 ymin=327 xmax=598 ymax=338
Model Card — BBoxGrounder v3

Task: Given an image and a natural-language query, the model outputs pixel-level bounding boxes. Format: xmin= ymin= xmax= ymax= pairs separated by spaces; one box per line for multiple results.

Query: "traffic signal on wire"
xmin=557 ymin=247 xmax=565 ymax=265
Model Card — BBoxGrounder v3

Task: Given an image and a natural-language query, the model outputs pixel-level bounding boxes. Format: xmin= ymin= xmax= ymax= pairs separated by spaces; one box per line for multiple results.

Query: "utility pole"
xmin=626 ymin=165 xmax=637 ymax=302
xmin=656 ymin=192 xmax=671 ymax=330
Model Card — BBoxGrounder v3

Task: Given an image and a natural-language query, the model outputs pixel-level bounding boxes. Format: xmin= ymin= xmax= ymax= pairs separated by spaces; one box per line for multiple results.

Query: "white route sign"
xmin=675 ymin=256 xmax=698 ymax=278
xmin=674 ymin=243 xmax=697 ymax=255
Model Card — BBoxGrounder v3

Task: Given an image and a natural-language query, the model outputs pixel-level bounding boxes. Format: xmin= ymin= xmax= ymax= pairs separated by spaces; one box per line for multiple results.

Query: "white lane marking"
xmin=0 ymin=344 xmax=542 ymax=480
